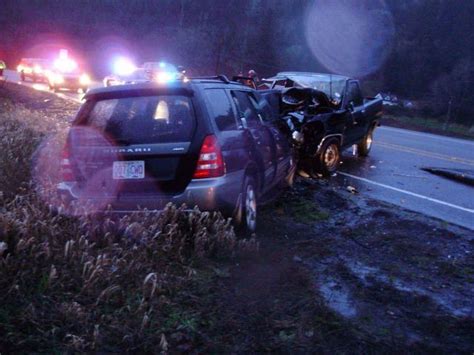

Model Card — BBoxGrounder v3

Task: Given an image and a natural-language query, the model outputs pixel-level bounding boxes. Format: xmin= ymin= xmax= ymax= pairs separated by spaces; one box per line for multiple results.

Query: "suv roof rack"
xmin=191 ymin=75 xmax=230 ymax=83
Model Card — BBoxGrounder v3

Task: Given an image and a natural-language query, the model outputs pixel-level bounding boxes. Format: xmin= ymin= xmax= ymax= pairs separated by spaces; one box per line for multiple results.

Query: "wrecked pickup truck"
xmin=259 ymin=72 xmax=383 ymax=176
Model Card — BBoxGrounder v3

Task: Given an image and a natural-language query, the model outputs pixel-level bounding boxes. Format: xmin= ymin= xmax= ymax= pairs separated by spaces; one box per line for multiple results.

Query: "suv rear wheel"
xmin=237 ymin=175 xmax=257 ymax=233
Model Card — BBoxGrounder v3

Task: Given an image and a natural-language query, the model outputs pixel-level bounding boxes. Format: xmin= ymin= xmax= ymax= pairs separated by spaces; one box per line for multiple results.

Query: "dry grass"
xmin=0 ymin=89 xmax=258 ymax=352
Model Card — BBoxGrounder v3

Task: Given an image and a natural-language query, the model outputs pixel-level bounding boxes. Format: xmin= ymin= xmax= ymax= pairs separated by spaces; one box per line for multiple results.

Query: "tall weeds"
xmin=0 ymin=88 xmax=258 ymax=352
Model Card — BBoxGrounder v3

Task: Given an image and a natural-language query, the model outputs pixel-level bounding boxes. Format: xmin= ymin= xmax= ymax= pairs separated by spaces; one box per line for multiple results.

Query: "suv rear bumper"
xmin=57 ymin=170 xmax=244 ymax=215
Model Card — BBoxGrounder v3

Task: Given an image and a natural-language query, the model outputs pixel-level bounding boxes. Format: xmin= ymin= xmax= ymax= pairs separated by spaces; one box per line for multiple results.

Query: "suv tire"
xmin=239 ymin=175 xmax=258 ymax=233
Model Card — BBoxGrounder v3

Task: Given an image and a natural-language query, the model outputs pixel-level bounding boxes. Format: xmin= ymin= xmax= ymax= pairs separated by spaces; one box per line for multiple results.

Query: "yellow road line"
xmin=376 ymin=141 xmax=474 ymax=167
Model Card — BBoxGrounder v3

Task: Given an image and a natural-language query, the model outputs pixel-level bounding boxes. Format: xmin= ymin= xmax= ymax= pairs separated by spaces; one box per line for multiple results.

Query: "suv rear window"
xmin=83 ymin=95 xmax=195 ymax=144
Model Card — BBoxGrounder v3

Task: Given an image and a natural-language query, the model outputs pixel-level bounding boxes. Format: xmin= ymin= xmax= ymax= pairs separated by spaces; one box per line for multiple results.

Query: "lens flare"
xmin=304 ymin=0 xmax=394 ymax=77
xmin=32 ymin=127 xmax=122 ymax=217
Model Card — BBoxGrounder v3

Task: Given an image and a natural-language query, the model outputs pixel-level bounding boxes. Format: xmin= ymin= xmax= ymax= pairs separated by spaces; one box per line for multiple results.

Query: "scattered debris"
xmin=346 ymin=185 xmax=358 ymax=194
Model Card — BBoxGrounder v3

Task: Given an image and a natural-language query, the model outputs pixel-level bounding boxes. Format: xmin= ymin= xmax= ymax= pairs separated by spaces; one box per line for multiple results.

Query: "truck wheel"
xmin=357 ymin=128 xmax=374 ymax=157
xmin=236 ymin=175 xmax=258 ymax=233
xmin=314 ymin=138 xmax=340 ymax=177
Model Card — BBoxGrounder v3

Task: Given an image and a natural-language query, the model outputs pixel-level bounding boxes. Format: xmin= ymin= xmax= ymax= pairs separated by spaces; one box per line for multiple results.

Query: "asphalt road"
xmin=2 ymin=68 xmax=473 ymax=230
xmin=335 ymin=126 xmax=474 ymax=230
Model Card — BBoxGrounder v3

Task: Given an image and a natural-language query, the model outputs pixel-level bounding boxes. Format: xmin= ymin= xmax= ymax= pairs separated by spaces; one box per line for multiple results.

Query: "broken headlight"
xmin=292 ymin=131 xmax=304 ymax=144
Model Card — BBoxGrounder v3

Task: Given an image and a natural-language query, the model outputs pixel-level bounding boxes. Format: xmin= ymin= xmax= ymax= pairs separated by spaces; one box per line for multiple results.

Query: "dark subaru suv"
xmin=58 ymin=76 xmax=294 ymax=231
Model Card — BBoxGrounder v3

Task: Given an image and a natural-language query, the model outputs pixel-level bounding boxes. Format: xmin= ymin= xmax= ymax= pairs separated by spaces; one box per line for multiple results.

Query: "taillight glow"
xmin=60 ymin=145 xmax=75 ymax=182
xmin=193 ymin=135 xmax=225 ymax=179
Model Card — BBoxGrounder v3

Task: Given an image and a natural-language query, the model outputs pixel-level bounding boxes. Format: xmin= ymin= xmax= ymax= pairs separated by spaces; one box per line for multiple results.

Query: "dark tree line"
xmin=0 ymin=0 xmax=473 ymax=126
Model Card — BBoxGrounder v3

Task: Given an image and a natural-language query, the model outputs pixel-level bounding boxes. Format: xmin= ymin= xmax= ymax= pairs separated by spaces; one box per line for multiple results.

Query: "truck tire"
xmin=357 ymin=128 xmax=374 ymax=157
xmin=236 ymin=175 xmax=258 ymax=233
xmin=314 ymin=138 xmax=340 ymax=177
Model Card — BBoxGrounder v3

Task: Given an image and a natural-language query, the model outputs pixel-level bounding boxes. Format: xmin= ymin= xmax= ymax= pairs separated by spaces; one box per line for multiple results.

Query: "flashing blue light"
xmin=156 ymin=71 xmax=176 ymax=83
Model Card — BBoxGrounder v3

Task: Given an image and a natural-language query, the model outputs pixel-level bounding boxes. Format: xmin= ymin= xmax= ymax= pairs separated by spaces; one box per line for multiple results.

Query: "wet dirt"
xmin=257 ymin=177 xmax=474 ymax=352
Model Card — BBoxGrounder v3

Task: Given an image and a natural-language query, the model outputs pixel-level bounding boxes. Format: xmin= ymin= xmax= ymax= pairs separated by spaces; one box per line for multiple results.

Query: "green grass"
xmin=384 ymin=114 xmax=474 ymax=139
xmin=268 ymin=193 xmax=330 ymax=224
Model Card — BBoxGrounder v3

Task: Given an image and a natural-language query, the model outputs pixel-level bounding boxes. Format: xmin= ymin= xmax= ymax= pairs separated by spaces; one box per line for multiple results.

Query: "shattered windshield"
xmin=287 ymin=75 xmax=346 ymax=103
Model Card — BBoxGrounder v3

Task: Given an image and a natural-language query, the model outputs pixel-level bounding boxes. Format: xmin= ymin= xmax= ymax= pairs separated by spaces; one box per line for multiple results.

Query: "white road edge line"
xmin=339 ymin=172 xmax=474 ymax=214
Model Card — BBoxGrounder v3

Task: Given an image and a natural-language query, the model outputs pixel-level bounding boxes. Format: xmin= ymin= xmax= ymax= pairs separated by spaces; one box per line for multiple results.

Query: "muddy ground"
xmin=1 ymin=82 xmax=473 ymax=352
xmin=255 ymin=180 xmax=474 ymax=352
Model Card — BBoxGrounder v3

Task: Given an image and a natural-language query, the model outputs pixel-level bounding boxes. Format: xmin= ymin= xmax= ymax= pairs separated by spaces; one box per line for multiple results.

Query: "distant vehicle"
xmin=260 ymin=72 xmax=383 ymax=176
xmin=0 ymin=60 xmax=5 ymax=76
xmin=142 ymin=62 xmax=184 ymax=82
xmin=16 ymin=58 xmax=51 ymax=82
xmin=103 ymin=68 xmax=149 ymax=87
xmin=46 ymin=56 xmax=90 ymax=93
xmin=47 ymin=67 xmax=90 ymax=93
xmin=58 ymin=76 xmax=294 ymax=232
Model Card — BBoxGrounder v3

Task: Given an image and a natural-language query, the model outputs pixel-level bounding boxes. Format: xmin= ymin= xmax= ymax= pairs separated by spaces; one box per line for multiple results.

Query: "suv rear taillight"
xmin=193 ymin=135 xmax=225 ymax=179
xmin=60 ymin=145 xmax=75 ymax=182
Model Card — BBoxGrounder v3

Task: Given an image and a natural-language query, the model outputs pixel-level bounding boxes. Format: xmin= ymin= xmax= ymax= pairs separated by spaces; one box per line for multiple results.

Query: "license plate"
xmin=113 ymin=161 xmax=145 ymax=179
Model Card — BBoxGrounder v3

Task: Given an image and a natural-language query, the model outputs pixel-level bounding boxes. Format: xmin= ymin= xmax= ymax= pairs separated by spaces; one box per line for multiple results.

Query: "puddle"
xmin=318 ymin=278 xmax=357 ymax=318
xmin=345 ymin=260 xmax=473 ymax=317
